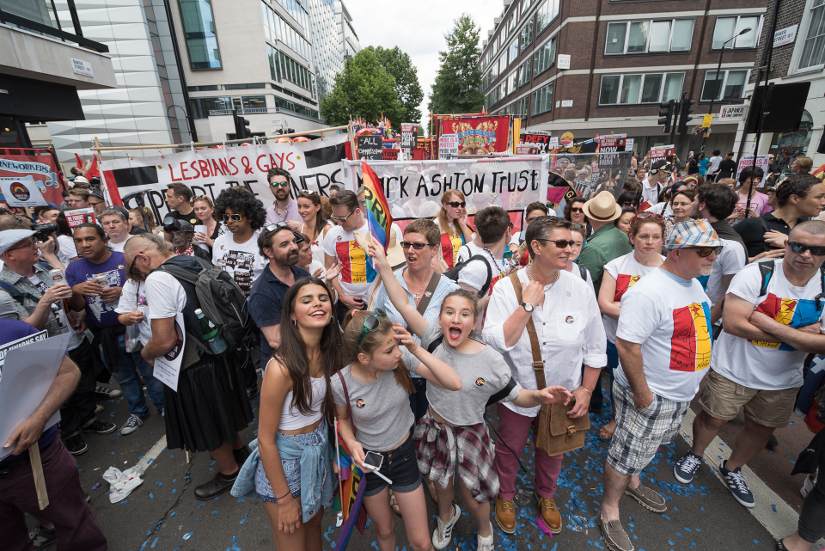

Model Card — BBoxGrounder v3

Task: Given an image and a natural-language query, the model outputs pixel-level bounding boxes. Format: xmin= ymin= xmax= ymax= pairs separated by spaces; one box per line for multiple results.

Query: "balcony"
xmin=209 ymin=107 xmax=280 ymax=115
xmin=0 ymin=0 xmax=108 ymax=53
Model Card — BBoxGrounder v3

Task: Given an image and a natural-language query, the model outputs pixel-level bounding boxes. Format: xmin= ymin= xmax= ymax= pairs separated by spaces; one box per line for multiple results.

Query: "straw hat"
xmin=582 ymin=191 xmax=622 ymax=222
xmin=353 ymin=230 xmax=406 ymax=269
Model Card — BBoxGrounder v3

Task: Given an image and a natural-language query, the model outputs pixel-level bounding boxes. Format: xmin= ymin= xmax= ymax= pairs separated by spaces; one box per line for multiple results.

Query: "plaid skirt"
xmin=413 ymin=410 xmax=498 ymax=503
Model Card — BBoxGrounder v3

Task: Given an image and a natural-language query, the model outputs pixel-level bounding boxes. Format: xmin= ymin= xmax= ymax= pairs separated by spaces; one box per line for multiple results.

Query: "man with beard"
xmin=163 ymin=217 xmax=211 ymax=261
xmin=264 ymin=167 xmax=302 ymax=229
xmin=599 ymin=220 xmax=720 ymax=551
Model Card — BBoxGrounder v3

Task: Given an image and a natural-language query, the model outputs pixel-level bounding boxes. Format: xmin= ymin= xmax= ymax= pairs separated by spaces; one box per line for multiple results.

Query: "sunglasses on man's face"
xmin=691 ymin=246 xmax=723 ymax=258
xmin=788 ymin=242 xmax=825 ymax=256
xmin=222 ymin=213 xmax=245 ymax=222
xmin=444 ymin=201 xmax=466 ymax=208
xmin=331 ymin=210 xmax=356 ymax=222
xmin=270 ymin=181 xmax=289 ymax=188
xmin=570 ymin=207 xmax=583 ymax=214
xmin=537 ymin=238 xmax=576 ymax=249
xmin=400 ymin=241 xmax=433 ymax=251
xmin=357 ymin=308 xmax=388 ymax=347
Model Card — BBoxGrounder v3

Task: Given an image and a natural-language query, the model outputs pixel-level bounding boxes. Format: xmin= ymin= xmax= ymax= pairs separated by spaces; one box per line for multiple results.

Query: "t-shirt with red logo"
xmin=440 ymin=230 xmax=465 ymax=270
xmin=602 ymin=252 xmax=664 ymax=343
xmin=322 ymin=221 xmax=378 ymax=303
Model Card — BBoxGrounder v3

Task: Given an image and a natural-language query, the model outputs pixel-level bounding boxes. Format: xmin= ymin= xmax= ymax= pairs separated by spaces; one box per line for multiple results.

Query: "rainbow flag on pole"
xmin=361 ymin=160 xmax=393 ymax=253
xmin=333 ymin=421 xmax=367 ymax=549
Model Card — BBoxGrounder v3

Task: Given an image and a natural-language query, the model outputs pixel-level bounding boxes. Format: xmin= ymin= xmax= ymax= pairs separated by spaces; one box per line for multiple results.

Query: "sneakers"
xmin=94 ymin=386 xmax=122 ymax=401
xmin=120 ymin=413 xmax=145 ymax=435
xmin=494 ymin=496 xmax=516 ymax=534
xmin=477 ymin=530 xmax=494 ymax=551
xmin=29 ymin=524 xmax=57 ymax=550
xmin=432 ymin=502 xmax=461 ymax=549
xmin=624 ymin=483 xmax=667 ymax=513
xmin=720 ymin=460 xmax=755 ymax=508
xmin=64 ymin=432 xmax=88 ymax=456
xmin=673 ymin=451 xmax=703 ymax=484
xmin=82 ymin=419 xmax=117 ymax=435
xmin=94 ymin=404 xmax=104 ymax=415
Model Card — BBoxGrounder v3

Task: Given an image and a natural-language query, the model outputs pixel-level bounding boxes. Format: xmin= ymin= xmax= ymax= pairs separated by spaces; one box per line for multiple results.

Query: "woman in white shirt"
xmin=296 ymin=190 xmax=332 ymax=267
xmin=435 ymin=190 xmax=474 ymax=269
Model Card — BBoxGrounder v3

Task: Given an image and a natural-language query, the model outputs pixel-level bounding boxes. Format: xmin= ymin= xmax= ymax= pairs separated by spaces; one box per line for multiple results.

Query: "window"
xmin=517 ymin=58 xmax=532 ymax=87
xmin=507 ymin=71 xmax=517 ymax=95
xmin=598 ymin=73 xmax=684 ymax=105
xmin=521 ymin=19 xmax=534 ymax=51
xmin=605 ymin=19 xmax=694 ymax=54
xmin=189 ymin=97 xmax=231 ymax=118
xmin=700 ymin=69 xmax=749 ymax=101
xmin=712 ymin=16 xmax=761 ymax=49
xmin=499 ymin=55 xmax=507 ymax=75
xmin=508 ymin=40 xmax=519 ymax=65
xmin=531 ymin=82 xmax=553 ymax=115
xmin=534 ymin=36 xmax=557 ymax=75
xmin=179 ymin=0 xmax=222 ymax=69
xmin=800 ymin=0 xmax=825 ymax=69
xmin=499 ymin=81 xmax=507 ymax=101
xmin=242 ymin=96 xmax=267 ymax=109
xmin=490 ymin=59 xmax=499 ymax=80
xmin=515 ymin=96 xmax=529 ymax=116
xmin=536 ymin=0 xmax=559 ymax=34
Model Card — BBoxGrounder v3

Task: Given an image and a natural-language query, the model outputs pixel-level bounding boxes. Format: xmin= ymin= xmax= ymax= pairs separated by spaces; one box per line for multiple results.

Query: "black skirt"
xmin=164 ymin=357 xmax=254 ymax=453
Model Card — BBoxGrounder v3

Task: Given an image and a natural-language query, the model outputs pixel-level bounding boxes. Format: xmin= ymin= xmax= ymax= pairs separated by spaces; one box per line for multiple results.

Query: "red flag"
xmin=75 ymin=154 xmax=83 ymax=170
xmin=87 ymin=156 xmax=99 ymax=178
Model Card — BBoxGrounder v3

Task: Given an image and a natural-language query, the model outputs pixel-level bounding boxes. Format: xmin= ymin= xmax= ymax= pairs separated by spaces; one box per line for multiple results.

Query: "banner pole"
xmin=29 ymin=444 xmax=49 ymax=510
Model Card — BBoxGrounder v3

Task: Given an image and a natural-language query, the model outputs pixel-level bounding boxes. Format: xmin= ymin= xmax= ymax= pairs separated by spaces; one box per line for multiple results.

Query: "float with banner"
xmin=431 ymin=113 xmax=522 ymax=158
xmin=0 ymin=148 xmax=66 ymax=208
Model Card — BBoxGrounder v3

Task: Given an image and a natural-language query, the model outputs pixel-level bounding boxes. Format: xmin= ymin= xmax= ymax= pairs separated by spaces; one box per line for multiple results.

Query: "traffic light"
xmin=233 ymin=110 xmax=251 ymax=139
xmin=677 ymin=98 xmax=695 ymax=134
xmin=658 ymin=100 xmax=675 ymax=134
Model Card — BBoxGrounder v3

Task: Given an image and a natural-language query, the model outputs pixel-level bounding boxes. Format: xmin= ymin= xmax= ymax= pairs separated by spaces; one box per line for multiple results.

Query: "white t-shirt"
xmin=615 ymin=268 xmax=712 ymax=402
xmin=145 ymin=271 xmax=187 ymax=319
xmin=708 ymin=155 xmax=723 ymax=174
xmin=108 ymin=237 xmax=129 ymax=253
xmin=712 ymin=260 xmax=825 ymax=390
xmin=645 ymin=202 xmax=674 ymax=221
xmin=322 ymin=221 xmax=377 ymax=302
xmin=455 ymin=242 xmax=508 ymax=296
xmin=307 ymin=259 xmax=326 ymax=278
xmin=602 ymin=253 xmax=664 ymax=343
xmin=115 ymin=279 xmax=152 ymax=346
xmin=641 ymin=179 xmax=662 ymax=205
xmin=704 ymin=238 xmax=746 ymax=307
xmin=212 ymin=230 xmax=267 ymax=297
xmin=56 ymin=234 xmax=78 ymax=266
xmin=568 ymin=262 xmax=595 ymax=293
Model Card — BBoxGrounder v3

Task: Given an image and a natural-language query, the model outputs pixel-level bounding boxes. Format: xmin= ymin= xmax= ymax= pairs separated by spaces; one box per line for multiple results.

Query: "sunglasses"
xmin=537 ymin=238 xmax=576 ymax=249
xmin=444 ymin=201 xmax=466 ymax=208
xmin=788 ymin=242 xmax=825 ymax=256
xmin=570 ymin=207 xmax=584 ymax=213
xmin=190 ymin=195 xmax=210 ymax=204
xmin=331 ymin=210 xmax=356 ymax=222
xmin=400 ymin=241 xmax=434 ymax=250
xmin=269 ymin=181 xmax=289 ymax=188
xmin=297 ymin=189 xmax=318 ymax=196
xmin=264 ymin=222 xmax=305 ymax=243
xmin=222 ymin=213 xmax=245 ymax=222
xmin=359 ymin=200 xmax=367 ymax=207
xmin=357 ymin=308 xmax=387 ymax=347
xmin=691 ymin=246 xmax=723 ymax=257
xmin=8 ymin=238 xmax=38 ymax=252
xmin=127 ymin=253 xmax=144 ymax=276
xmin=636 ymin=213 xmax=664 ymax=220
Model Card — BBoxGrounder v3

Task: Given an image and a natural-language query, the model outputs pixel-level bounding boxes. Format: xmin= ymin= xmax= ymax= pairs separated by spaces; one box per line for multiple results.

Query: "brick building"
xmin=738 ymin=0 xmax=824 ymax=172
xmin=479 ymin=0 xmax=769 ymax=157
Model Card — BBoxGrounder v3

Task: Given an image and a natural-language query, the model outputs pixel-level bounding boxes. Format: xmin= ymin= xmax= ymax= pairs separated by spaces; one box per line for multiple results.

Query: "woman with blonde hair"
xmin=191 ymin=195 xmax=222 ymax=249
xmin=436 ymin=190 xmax=473 ymax=269
xmin=129 ymin=207 xmax=159 ymax=234
xmin=296 ymin=190 xmax=332 ymax=266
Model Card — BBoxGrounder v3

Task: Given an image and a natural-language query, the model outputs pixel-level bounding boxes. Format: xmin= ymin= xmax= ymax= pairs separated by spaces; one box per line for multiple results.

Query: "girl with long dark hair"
xmin=296 ymin=190 xmax=332 ymax=267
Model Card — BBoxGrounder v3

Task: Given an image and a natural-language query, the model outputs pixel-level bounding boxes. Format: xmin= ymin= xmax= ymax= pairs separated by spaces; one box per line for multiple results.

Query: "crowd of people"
xmin=0 ymin=148 xmax=824 ymax=551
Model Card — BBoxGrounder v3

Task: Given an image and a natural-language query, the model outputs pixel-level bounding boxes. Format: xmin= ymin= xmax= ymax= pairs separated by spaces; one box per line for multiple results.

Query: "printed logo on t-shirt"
xmin=222 ymin=250 xmax=257 ymax=296
xmin=86 ymin=269 xmax=122 ymax=321
xmin=751 ymin=293 xmax=820 ymax=351
xmin=614 ymin=274 xmax=641 ymax=302
xmin=336 ymin=241 xmax=376 ymax=284
xmin=475 ymin=377 xmax=486 ymax=387
xmin=441 ymin=232 xmax=463 ymax=269
xmin=670 ymin=302 xmax=712 ymax=372
xmin=354 ymin=398 xmax=366 ymax=409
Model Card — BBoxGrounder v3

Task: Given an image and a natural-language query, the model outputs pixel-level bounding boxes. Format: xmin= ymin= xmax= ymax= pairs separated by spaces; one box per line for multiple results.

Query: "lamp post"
xmin=702 ymin=26 xmax=752 ymax=152
xmin=344 ymin=52 xmax=352 ymax=121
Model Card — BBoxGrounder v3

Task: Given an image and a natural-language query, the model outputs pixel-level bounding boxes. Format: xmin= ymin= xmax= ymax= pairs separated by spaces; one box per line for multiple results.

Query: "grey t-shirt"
xmin=406 ymin=321 xmax=521 ymax=426
xmin=331 ymin=355 xmax=418 ymax=451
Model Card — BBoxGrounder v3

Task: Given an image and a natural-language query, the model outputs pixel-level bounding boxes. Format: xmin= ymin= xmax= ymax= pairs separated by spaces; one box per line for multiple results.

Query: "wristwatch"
xmin=521 ymin=302 xmax=534 ymax=313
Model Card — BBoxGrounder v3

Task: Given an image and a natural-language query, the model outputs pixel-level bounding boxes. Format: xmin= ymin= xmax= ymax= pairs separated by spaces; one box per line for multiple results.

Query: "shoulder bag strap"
xmin=336 ymin=370 xmax=356 ymax=437
xmin=508 ymin=272 xmax=547 ymax=390
xmin=415 ymin=271 xmax=441 ymax=315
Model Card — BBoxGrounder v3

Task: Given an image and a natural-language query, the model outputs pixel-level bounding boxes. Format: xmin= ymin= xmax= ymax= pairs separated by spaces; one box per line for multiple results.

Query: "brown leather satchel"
xmin=509 ymin=272 xmax=589 ymax=456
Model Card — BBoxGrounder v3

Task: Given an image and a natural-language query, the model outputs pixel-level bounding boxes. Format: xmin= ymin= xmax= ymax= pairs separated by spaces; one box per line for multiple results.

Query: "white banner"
xmin=99 ymin=134 xmax=349 ymax=221
xmin=342 ymin=156 xmax=549 ymax=218
xmin=737 ymin=155 xmax=771 ymax=183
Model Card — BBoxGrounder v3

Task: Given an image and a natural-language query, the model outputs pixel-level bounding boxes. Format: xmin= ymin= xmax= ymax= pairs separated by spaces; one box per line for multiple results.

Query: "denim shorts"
xmin=363 ymin=435 xmax=422 ymax=497
xmin=255 ymin=423 xmax=326 ymax=503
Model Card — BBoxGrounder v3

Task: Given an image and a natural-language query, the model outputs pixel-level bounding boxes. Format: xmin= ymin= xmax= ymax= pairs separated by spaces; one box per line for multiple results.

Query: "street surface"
xmin=27 ymin=374 xmax=823 ymax=551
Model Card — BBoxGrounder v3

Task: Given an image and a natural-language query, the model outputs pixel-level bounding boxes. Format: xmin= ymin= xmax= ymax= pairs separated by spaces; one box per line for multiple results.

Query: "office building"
xmin=307 ymin=0 xmax=361 ymax=98
xmin=479 ymin=0 xmax=768 ymax=156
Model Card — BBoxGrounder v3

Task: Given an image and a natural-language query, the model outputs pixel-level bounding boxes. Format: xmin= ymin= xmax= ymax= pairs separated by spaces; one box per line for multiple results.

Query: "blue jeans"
xmin=102 ymin=334 xmax=165 ymax=417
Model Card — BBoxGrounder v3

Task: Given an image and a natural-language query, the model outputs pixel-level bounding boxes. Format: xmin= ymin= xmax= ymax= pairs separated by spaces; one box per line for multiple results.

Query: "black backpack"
xmin=757 ymin=260 xmax=825 ymax=311
xmin=155 ymin=255 xmax=254 ymax=351
xmin=443 ymin=246 xmax=494 ymax=298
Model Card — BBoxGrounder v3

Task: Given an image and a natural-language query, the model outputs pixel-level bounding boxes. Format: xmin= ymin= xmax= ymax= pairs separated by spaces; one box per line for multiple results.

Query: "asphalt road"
xmin=26 ymin=375 xmax=791 ymax=551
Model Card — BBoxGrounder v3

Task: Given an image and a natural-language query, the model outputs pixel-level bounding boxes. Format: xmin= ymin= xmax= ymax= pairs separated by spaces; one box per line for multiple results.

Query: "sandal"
xmin=599 ymin=425 xmax=614 ymax=441
xmin=389 ymin=489 xmax=402 ymax=517
xmin=776 ymin=539 xmax=788 ymax=550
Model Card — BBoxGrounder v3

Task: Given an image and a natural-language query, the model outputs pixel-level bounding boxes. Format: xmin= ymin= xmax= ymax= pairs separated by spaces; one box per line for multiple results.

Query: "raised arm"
xmin=396 ymin=324 xmax=460 ymax=391
xmin=367 ymin=236 xmax=427 ymax=337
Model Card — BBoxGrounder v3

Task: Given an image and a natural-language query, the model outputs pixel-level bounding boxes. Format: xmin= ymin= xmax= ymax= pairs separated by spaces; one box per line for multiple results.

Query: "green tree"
xmin=320 ymin=48 xmax=404 ymax=127
xmin=428 ymin=14 xmax=484 ymax=115
xmin=372 ymin=46 xmax=424 ymax=124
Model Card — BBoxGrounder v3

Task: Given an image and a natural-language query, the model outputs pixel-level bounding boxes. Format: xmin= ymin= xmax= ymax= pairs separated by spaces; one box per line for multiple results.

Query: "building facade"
xmin=479 ymin=0 xmax=768 ymax=157
xmin=1 ymin=0 xmax=115 ymax=150
xmin=306 ymin=0 xmax=361 ymax=98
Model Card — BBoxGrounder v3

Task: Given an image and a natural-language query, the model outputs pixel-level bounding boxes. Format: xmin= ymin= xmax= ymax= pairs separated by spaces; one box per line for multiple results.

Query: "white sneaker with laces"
xmin=477 ymin=528 xmax=494 ymax=551
xmin=432 ymin=503 xmax=461 ymax=549
xmin=120 ymin=413 xmax=144 ymax=435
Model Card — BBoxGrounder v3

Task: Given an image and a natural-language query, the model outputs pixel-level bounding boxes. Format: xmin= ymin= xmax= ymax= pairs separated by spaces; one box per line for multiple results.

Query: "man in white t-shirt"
xmin=674 ymin=220 xmax=825 ymax=509
xmin=599 ymin=220 xmax=721 ymax=551
xmin=689 ymin=184 xmax=747 ymax=324
xmin=100 ymin=207 xmax=133 ymax=253
xmin=640 ymin=160 xmax=670 ymax=207
xmin=707 ymin=149 xmax=724 ymax=181
xmin=211 ymin=187 xmax=268 ymax=298
xmin=455 ymin=206 xmax=514 ymax=314
xmin=324 ymin=190 xmax=376 ymax=320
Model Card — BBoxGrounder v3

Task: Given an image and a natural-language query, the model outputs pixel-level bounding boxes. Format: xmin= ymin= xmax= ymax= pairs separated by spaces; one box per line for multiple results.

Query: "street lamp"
xmin=702 ymin=26 xmax=752 ymax=151
xmin=344 ymin=52 xmax=352 ymax=121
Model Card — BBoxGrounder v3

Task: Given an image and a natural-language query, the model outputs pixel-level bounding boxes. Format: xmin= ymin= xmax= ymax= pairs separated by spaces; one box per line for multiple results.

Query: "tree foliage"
xmin=428 ymin=14 xmax=484 ymax=116
xmin=372 ymin=46 xmax=424 ymax=124
xmin=319 ymin=48 xmax=404 ymax=127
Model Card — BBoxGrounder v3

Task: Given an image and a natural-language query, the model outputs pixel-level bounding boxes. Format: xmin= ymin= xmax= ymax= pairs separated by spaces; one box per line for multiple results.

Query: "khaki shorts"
xmin=699 ymin=369 xmax=798 ymax=428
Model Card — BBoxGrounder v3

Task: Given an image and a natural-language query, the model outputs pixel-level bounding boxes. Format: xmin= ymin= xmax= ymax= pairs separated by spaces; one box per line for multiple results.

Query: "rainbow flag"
xmin=361 ymin=160 xmax=393 ymax=253
xmin=333 ymin=422 xmax=367 ymax=549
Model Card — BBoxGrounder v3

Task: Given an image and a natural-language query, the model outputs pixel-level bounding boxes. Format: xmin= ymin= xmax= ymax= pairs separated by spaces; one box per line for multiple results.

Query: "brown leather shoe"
xmin=494 ymin=496 xmax=516 ymax=534
xmin=536 ymin=493 xmax=562 ymax=534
